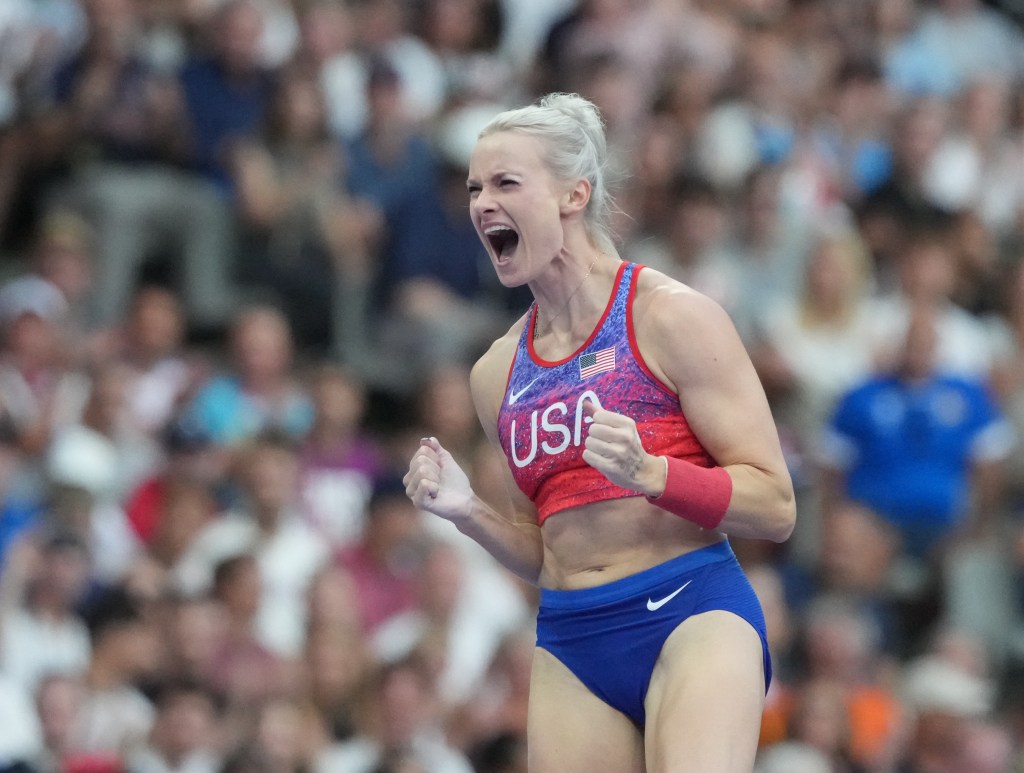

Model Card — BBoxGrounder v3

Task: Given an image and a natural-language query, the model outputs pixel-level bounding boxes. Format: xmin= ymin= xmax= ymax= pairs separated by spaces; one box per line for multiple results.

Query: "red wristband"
xmin=646 ymin=457 xmax=732 ymax=530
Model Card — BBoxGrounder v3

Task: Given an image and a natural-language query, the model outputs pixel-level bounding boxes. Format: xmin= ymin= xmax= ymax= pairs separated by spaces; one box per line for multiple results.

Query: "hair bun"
xmin=539 ymin=93 xmax=606 ymax=148
xmin=539 ymin=92 xmax=597 ymax=119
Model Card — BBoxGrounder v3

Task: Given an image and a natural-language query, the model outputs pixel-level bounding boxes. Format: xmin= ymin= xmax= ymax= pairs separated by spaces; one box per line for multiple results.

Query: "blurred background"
xmin=1 ymin=1 xmax=1024 ymax=771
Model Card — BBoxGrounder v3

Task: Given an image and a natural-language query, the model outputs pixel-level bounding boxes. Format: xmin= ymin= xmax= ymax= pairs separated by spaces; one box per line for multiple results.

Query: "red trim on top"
xmin=527 ymin=261 xmax=627 ymax=367
xmin=625 ymin=264 xmax=679 ymax=398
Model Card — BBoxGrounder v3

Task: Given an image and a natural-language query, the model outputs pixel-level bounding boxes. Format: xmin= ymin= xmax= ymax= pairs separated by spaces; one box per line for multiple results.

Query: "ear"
xmin=560 ymin=178 xmax=591 ymax=216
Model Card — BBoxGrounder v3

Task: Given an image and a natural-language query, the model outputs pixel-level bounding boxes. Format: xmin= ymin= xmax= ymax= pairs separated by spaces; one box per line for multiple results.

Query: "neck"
xmin=243 ymin=373 xmax=283 ymax=396
xmin=31 ymin=595 xmax=67 ymax=619
xmin=254 ymin=505 xmax=283 ymax=532
xmin=534 ymin=255 xmax=602 ymax=337
xmin=87 ymin=657 xmax=127 ymax=690
xmin=309 ymin=423 xmax=354 ymax=447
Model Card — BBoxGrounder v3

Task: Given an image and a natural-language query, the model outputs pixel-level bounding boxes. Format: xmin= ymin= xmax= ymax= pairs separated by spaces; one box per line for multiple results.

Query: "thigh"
xmin=528 ymin=647 xmax=645 ymax=773
xmin=644 ymin=611 xmax=765 ymax=773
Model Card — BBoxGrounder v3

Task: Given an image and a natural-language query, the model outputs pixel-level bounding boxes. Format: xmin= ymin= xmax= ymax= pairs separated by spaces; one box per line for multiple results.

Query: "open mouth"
xmin=484 ymin=225 xmax=520 ymax=260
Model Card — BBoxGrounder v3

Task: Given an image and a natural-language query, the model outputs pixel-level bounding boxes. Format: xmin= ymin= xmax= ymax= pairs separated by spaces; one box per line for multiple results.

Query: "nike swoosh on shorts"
xmin=646 ymin=580 xmax=693 ymax=611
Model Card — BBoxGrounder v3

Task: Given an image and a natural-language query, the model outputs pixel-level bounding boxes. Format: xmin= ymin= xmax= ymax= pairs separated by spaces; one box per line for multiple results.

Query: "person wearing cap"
xmin=0 ymin=275 xmax=69 ymax=329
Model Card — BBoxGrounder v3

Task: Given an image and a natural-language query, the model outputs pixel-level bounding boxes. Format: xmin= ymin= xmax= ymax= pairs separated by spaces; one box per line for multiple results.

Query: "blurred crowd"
xmin=1 ymin=0 xmax=1024 ymax=771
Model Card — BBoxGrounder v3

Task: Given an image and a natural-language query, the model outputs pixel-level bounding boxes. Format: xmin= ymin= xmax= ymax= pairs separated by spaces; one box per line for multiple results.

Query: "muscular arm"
xmin=634 ymin=277 xmax=795 ymax=542
xmin=405 ymin=335 xmax=544 ymax=584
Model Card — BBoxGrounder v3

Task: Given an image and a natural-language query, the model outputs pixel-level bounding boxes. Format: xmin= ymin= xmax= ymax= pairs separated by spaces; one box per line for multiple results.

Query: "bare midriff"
xmin=537 ymin=495 xmax=726 ymax=590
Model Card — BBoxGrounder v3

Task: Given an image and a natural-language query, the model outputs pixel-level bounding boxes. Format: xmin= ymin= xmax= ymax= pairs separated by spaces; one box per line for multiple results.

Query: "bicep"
xmin=647 ymin=292 xmax=787 ymax=475
xmin=470 ymin=350 xmax=540 ymax=527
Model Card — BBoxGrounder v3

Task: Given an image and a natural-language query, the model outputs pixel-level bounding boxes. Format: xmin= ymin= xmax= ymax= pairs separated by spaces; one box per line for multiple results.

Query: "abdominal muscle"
xmin=537 ymin=495 xmax=726 ymax=590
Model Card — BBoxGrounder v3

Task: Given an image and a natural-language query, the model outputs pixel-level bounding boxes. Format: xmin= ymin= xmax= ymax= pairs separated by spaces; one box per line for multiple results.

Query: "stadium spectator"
xmin=172 ymin=431 xmax=329 ymax=658
xmin=819 ymin=302 xmax=1014 ymax=558
xmin=2 ymin=1 xmax=1024 ymax=767
xmin=185 ymin=305 xmax=313 ymax=447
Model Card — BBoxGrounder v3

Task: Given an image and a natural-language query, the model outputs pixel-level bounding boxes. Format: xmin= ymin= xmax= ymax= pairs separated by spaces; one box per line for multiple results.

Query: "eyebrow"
xmin=467 ymin=169 xmax=523 ymax=184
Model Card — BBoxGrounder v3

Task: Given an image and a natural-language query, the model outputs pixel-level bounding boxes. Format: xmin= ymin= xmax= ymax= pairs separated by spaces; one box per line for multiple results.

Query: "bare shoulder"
xmin=633 ymin=266 xmax=732 ymax=328
xmin=470 ymin=312 xmax=529 ymax=432
xmin=631 ymin=266 xmax=745 ymax=388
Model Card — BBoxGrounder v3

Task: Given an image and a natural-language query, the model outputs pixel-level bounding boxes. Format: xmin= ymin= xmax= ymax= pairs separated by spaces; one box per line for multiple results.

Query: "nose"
xmin=471 ymin=186 xmax=495 ymax=215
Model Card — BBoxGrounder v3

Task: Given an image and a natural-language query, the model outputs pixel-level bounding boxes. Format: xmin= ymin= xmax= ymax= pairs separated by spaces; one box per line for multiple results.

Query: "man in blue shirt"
xmin=818 ymin=303 xmax=1013 ymax=559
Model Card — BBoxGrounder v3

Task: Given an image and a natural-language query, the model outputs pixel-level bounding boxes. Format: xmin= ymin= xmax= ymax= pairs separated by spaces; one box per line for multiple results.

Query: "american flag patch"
xmin=579 ymin=347 xmax=616 ymax=379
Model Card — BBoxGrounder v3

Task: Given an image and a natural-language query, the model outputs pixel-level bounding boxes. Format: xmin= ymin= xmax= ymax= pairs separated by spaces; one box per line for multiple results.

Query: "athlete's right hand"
xmin=404 ymin=436 xmax=474 ymax=522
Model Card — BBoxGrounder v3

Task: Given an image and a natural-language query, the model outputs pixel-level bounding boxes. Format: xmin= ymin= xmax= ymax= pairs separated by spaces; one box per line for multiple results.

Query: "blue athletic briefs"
xmin=535 ymin=540 xmax=771 ymax=727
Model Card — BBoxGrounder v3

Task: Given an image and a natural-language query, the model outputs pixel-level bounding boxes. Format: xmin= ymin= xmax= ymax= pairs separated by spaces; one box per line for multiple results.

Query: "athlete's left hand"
xmin=581 ymin=402 xmax=667 ymax=497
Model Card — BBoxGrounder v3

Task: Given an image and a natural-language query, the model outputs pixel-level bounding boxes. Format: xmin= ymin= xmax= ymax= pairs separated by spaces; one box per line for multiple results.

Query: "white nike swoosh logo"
xmin=508 ymin=377 xmax=540 ymax=405
xmin=646 ymin=580 xmax=692 ymax=611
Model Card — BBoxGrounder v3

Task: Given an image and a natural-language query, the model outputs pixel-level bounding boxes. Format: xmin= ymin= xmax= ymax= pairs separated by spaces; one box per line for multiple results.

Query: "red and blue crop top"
xmin=496 ymin=261 xmax=716 ymax=524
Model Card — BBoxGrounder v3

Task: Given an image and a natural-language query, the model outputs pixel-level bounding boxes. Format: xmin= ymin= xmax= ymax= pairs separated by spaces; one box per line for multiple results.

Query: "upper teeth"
xmin=485 ymin=225 xmax=514 ymax=235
